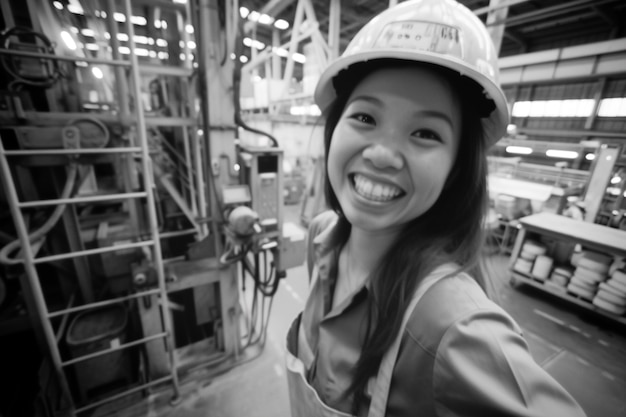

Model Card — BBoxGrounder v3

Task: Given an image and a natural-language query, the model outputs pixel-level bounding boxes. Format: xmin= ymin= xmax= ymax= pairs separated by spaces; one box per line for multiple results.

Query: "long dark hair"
xmin=321 ymin=59 xmax=492 ymax=414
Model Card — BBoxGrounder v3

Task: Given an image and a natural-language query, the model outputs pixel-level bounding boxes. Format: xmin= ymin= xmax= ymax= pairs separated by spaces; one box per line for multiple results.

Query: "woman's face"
xmin=327 ymin=66 xmax=462 ymax=235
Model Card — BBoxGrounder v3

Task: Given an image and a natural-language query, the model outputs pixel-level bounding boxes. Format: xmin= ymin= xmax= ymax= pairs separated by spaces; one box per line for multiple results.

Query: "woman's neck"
xmin=346 ymin=226 xmax=400 ymax=278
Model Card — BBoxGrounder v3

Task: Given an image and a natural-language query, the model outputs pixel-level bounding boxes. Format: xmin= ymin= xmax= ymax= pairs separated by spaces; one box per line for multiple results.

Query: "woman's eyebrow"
xmin=347 ymin=96 xmax=455 ymax=128
xmin=412 ymin=110 xmax=454 ymax=128
xmin=348 ymin=95 xmax=382 ymax=106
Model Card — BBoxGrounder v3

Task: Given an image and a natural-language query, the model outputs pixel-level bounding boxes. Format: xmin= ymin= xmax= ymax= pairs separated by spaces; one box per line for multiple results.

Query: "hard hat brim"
xmin=314 ymin=50 xmax=510 ymax=147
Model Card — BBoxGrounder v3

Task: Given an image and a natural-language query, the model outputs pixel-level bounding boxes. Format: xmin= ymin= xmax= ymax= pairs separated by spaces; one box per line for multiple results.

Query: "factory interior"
xmin=0 ymin=0 xmax=625 ymax=416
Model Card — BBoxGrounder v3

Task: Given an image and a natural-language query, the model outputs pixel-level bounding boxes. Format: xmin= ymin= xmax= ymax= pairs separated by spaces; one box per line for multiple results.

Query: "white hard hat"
xmin=314 ymin=0 xmax=510 ymax=146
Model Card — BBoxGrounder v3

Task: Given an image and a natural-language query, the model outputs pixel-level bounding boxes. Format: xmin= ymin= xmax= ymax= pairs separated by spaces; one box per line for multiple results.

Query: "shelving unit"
xmin=509 ymin=212 xmax=626 ymax=325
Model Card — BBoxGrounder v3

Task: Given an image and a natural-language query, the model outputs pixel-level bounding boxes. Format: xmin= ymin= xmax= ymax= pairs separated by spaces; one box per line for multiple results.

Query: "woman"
xmin=286 ymin=0 xmax=587 ymax=416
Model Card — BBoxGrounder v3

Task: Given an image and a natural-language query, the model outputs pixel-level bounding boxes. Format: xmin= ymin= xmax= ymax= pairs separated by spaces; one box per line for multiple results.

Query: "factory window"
xmin=512 ymin=98 xmax=626 ymax=118
xmin=511 ymin=99 xmax=595 ymax=118
xmin=598 ymin=98 xmax=626 ymax=117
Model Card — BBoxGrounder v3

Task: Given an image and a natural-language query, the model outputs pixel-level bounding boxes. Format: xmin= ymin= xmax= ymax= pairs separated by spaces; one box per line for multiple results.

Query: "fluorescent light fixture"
xmin=248 ymin=11 xmax=260 ymax=22
xmin=275 ymin=47 xmax=288 ymax=57
xmin=240 ymin=7 xmax=250 ymax=18
xmin=290 ymin=105 xmax=322 ymax=116
xmin=186 ymin=24 xmax=194 ymax=34
xmin=274 ymin=19 xmax=289 ymax=30
xmin=119 ymin=46 xmax=130 ymax=54
xmin=293 ymin=52 xmax=306 ymax=63
xmin=187 ymin=41 xmax=196 ymax=49
xmin=131 ymin=16 xmax=147 ymax=25
xmin=67 ymin=4 xmax=84 ymax=14
xmin=117 ymin=33 xmax=129 ymax=41
xmin=114 ymin=12 xmax=126 ymax=22
xmin=585 ymin=153 xmax=595 ymax=161
xmin=546 ymin=150 xmax=579 ymax=159
xmin=240 ymin=55 xmax=249 ymax=63
xmin=156 ymin=38 xmax=168 ymax=47
xmin=85 ymin=43 xmax=99 ymax=50
xmin=81 ymin=28 xmax=95 ymax=37
xmin=505 ymin=146 xmax=532 ymax=155
xmin=611 ymin=176 xmax=622 ymax=184
xmin=92 ymin=67 xmax=104 ymax=79
xmin=134 ymin=35 xmax=149 ymax=44
xmin=258 ymin=13 xmax=274 ymax=25
xmin=60 ymin=31 xmax=77 ymax=50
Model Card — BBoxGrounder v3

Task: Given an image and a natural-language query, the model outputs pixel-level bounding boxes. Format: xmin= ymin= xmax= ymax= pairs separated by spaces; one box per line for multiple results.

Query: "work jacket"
xmin=297 ymin=210 xmax=587 ymax=417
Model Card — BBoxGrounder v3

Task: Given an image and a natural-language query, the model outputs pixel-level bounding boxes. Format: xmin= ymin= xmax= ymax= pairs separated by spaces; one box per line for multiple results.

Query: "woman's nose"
xmin=362 ymin=144 xmax=404 ymax=170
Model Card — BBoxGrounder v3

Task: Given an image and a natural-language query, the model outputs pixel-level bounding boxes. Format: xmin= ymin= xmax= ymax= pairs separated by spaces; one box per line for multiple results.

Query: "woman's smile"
xmin=351 ymin=173 xmax=405 ymax=202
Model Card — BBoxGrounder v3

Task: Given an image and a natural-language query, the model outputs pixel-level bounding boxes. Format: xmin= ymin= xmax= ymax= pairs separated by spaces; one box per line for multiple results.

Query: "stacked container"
xmin=567 ymin=251 xmax=612 ymax=302
xmin=593 ymin=269 xmax=626 ymax=316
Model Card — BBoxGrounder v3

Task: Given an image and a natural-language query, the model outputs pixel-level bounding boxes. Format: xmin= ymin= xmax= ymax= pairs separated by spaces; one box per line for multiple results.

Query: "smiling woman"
xmin=285 ymin=0 xmax=589 ymax=416
xmin=327 ymin=65 xmax=462 ymax=237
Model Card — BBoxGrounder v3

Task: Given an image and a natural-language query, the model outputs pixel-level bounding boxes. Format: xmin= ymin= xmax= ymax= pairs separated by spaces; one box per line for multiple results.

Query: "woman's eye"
xmin=412 ymin=129 xmax=441 ymax=142
xmin=350 ymin=113 xmax=375 ymax=125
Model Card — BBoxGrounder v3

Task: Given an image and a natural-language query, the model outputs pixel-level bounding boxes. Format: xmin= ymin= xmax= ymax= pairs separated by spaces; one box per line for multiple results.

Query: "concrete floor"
xmin=98 ymin=207 xmax=626 ymax=417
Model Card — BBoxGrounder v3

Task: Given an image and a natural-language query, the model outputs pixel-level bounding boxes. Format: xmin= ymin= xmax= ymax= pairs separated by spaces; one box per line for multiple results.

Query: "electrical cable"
xmin=0 ymin=26 xmax=63 ymax=89
xmin=0 ymin=163 xmax=80 ymax=265
xmin=232 ymin=20 xmax=279 ymax=147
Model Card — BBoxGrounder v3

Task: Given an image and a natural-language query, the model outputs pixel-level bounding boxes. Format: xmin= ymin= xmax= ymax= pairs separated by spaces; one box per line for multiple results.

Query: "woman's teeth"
xmin=353 ymin=174 xmax=403 ymax=202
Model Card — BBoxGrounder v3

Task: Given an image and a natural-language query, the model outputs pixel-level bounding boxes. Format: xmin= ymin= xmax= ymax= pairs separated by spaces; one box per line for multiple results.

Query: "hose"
xmin=0 ymin=26 xmax=62 ymax=89
xmin=0 ymin=164 xmax=78 ymax=265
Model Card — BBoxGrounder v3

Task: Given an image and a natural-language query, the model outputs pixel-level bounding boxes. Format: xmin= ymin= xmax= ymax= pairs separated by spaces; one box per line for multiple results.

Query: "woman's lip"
xmin=349 ymin=173 xmax=405 ymax=191
xmin=350 ymin=173 xmax=406 ymax=201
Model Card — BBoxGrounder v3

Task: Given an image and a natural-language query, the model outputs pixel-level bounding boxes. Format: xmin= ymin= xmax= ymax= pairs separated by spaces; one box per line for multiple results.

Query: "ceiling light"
xmin=60 ymin=31 xmax=77 ymax=50
xmin=546 ymin=150 xmax=579 ymax=159
xmin=92 ymin=67 xmax=104 ymax=79
xmin=274 ymin=19 xmax=289 ymax=30
xmin=505 ymin=146 xmax=532 ymax=155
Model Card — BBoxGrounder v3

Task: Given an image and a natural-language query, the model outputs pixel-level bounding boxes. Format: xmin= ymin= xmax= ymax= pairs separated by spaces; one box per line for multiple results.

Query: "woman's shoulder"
xmin=405 ymin=272 xmax=520 ymax=355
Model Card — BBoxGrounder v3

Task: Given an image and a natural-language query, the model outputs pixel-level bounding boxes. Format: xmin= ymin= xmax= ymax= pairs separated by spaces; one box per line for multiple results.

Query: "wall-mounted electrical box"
xmin=238 ymin=146 xmax=284 ymax=236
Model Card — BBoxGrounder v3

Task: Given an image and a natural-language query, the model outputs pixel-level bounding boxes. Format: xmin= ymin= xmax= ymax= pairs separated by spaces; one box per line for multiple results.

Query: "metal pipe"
xmin=18 ymin=192 xmax=148 ymax=208
xmin=3 ymin=147 xmax=142 ymax=155
xmin=0 ymin=48 xmax=130 ymax=66
xmin=34 ymin=240 xmax=154 ymax=264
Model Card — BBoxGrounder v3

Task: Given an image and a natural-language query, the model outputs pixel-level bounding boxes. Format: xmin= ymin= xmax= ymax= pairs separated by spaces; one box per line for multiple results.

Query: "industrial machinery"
xmin=0 ymin=1 xmax=302 ymax=416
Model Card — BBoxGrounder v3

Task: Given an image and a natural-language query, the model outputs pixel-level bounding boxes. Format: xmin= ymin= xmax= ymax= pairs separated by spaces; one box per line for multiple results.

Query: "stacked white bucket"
xmin=593 ymin=268 xmax=626 ymax=316
xmin=513 ymin=240 xmax=548 ymax=277
xmin=567 ymin=251 xmax=612 ymax=302
xmin=513 ymin=240 xmax=625 ymax=317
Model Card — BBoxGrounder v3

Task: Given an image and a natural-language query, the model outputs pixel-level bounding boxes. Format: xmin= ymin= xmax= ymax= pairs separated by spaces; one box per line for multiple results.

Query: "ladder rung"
xmin=74 ymin=375 xmax=174 ymax=414
xmin=18 ymin=192 xmax=148 ymax=208
xmin=34 ymin=240 xmax=154 ymax=264
xmin=1 ymin=147 xmax=143 ymax=156
xmin=61 ymin=332 xmax=168 ymax=367
xmin=47 ymin=288 xmax=161 ymax=319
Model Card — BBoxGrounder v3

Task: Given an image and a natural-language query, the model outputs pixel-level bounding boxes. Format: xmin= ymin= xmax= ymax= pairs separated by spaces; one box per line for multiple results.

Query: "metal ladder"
xmin=0 ymin=0 xmax=186 ymax=413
